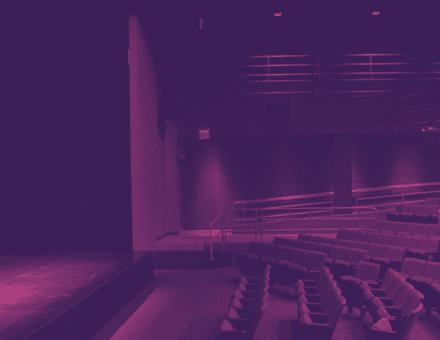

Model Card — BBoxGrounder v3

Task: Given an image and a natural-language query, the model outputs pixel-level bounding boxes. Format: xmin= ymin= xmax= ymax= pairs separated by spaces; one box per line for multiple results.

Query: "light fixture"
xmin=372 ymin=11 xmax=380 ymax=15
xmin=274 ymin=13 xmax=282 ymax=17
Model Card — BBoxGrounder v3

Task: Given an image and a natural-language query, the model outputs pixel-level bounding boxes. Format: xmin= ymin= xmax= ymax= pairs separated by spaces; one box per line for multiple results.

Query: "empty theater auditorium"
xmin=4 ymin=0 xmax=440 ymax=339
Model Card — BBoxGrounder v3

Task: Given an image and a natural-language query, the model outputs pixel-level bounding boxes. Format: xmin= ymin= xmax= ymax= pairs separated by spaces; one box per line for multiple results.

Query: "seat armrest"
xmin=235 ymin=308 xmax=255 ymax=319
xmin=228 ymin=318 xmax=253 ymax=331
xmin=303 ymin=287 xmax=319 ymax=295
xmin=303 ymin=295 xmax=322 ymax=303
xmin=371 ymin=289 xmax=387 ymax=297
xmin=378 ymin=297 xmax=394 ymax=306
xmin=367 ymin=282 xmax=381 ymax=289
xmin=300 ymin=279 xmax=317 ymax=286
xmin=308 ymin=313 xmax=329 ymax=324
xmin=305 ymin=303 xmax=325 ymax=313
xmin=384 ymin=306 xmax=402 ymax=317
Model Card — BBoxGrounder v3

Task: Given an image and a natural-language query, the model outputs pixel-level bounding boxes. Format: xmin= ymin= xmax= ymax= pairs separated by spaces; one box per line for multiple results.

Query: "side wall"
xmin=181 ymin=135 xmax=440 ymax=229
xmin=129 ymin=15 xmax=180 ymax=252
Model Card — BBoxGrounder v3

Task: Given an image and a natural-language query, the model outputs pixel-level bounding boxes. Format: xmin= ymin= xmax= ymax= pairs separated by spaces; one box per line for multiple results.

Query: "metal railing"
xmin=235 ymin=54 xmax=440 ymax=82
xmin=209 ymin=206 xmax=377 ymax=259
xmin=234 ymin=182 xmax=440 ymax=217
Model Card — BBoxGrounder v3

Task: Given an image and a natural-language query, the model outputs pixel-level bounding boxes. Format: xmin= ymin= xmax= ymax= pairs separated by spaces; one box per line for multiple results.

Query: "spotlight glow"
xmin=274 ymin=13 xmax=282 ymax=17
xmin=372 ymin=11 xmax=380 ymax=15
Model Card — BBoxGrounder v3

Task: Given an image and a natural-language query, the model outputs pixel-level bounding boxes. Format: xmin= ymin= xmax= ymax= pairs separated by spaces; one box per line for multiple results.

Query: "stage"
xmin=0 ymin=252 xmax=153 ymax=340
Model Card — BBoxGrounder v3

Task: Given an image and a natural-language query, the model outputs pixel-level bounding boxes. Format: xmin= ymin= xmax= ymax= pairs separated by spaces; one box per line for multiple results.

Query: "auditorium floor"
xmin=90 ymin=265 xmax=440 ymax=340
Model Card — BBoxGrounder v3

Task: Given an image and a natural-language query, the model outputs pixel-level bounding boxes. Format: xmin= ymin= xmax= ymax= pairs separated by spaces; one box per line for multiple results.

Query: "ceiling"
xmin=132 ymin=0 xmax=440 ymax=88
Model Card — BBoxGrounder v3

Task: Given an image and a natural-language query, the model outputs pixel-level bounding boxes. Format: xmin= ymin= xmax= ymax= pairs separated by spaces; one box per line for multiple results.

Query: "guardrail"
xmin=234 ymin=182 xmax=440 ymax=215
xmin=209 ymin=206 xmax=377 ymax=259
xmin=236 ymin=54 xmax=440 ymax=82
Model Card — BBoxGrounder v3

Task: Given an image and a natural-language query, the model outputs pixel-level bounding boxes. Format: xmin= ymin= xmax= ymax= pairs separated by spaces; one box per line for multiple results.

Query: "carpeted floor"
xmin=91 ymin=266 xmax=440 ymax=340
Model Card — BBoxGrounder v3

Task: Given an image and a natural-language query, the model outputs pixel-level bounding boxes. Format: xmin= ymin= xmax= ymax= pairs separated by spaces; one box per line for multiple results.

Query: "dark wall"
xmin=3 ymin=3 xmax=132 ymax=253
xmin=180 ymin=136 xmax=334 ymax=228
xmin=181 ymin=134 xmax=440 ymax=229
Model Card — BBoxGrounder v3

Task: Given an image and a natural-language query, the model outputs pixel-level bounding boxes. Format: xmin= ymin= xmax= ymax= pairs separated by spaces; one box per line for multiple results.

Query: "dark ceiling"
xmin=132 ymin=0 xmax=440 ymax=86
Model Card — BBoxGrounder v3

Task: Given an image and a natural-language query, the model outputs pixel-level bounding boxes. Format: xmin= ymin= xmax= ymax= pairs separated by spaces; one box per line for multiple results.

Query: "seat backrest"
xmin=303 ymin=249 xmax=327 ymax=268
xmin=367 ymin=232 xmax=383 ymax=244
xmin=422 ymin=224 xmax=440 ymax=236
xmin=410 ymin=205 xmax=425 ymax=214
xmin=382 ymin=221 xmax=396 ymax=231
xmin=391 ymin=282 xmax=413 ymax=308
xmin=247 ymin=241 xmax=265 ymax=255
xmin=425 ymin=198 xmax=440 ymax=206
xmin=325 ymin=294 xmax=346 ymax=331
xmin=383 ymin=245 xmax=405 ymax=262
xmin=258 ymin=243 xmax=277 ymax=258
xmin=337 ymin=239 xmax=353 ymax=248
xmin=354 ymin=261 xmax=381 ymax=281
xmin=399 ymin=235 xmax=421 ymax=249
xmin=273 ymin=237 xmax=294 ymax=247
xmin=316 ymin=243 xmax=333 ymax=257
xmin=406 ymin=223 xmax=424 ymax=235
xmin=380 ymin=268 xmax=398 ymax=290
xmin=352 ymin=230 xmax=368 ymax=242
xmin=389 ymin=222 xmax=408 ymax=233
xmin=348 ymin=248 xmax=368 ymax=264
xmin=380 ymin=234 xmax=401 ymax=246
xmin=381 ymin=269 xmax=399 ymax=291
xmin=368 ymin=243 xmax=387 ymax=258
xmin=421 ymin=261 xmax=440 ymax=281
xmin=424 ymin=204 xmax=439 ymax=215
xmin=400 ymin=289 xmax=424 ymax=318
xmin=275 ymin=245 xmax=304 ymax=264
xmin=298 ymin=233 xmax=312 ymax=242
xmin=400 ymin=257 xmax=427 ymax=277
xmin=418 ymin=237 xmax=440 ymax=253
xmin=385 ymin=276 xmax=406 ymax=300
xmin=375 ymin=221 xmax=386 ymax=231
xmin=336 ymin=229 xmax=353 ymax=240
xmin=329 ymin=245 xmax=350 ymax=261
xmin=351 ymin=241 xmax=370 ymax=250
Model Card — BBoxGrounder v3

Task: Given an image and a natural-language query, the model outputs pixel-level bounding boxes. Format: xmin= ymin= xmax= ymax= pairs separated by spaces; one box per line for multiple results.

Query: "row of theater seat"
xmin=334 ymin=267 xmax=424 ymax=340
xmin=395 ymin=257 xmax=440 ymax=316
xmin=386 ymin=203 xmax=439 ymax=224
xmin=294 ymin=267 xmax=346 ymax=340
xmin=337 ymin=229 xmax=440 ymax=260
xmin=367 ymin=220 xmax=440 ymax=237
xmin=234 ymin=241 xmax=326 ymax=288
xmin=361 ymin=268 xmax=424 ymax=339
xmin=218 ymin=264 xmax=270 ymax=340
xmin=296 ymin=234 xmax=407 ymax=280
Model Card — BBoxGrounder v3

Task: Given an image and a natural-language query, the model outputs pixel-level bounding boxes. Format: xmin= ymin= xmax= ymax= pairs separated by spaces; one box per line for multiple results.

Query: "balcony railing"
xmin=235 ymin=54 xmax=440 ymax=82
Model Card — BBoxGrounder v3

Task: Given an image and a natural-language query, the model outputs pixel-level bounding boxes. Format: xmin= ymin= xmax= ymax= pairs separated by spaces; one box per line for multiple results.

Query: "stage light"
xmin=372 ymin=11 xmax=380 ymax=15
xmin=274 ymin=13 xmax=282 ymax=17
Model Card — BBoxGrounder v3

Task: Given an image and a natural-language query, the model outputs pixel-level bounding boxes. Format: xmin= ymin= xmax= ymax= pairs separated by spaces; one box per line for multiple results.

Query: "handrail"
xmin=234 ymin=191 xmax=333 ymax=206
xmin=256 ymin=206 xmax=378 ymax=242
xmin=352 ymin=181 xmax=440 ymax=194
xmin=209 ymin=210 xmax=226 ymax=261
xmin=236 ymin=54 xmax=440 ymax=82
xmin=234 ymin=182 xmax=440 ymax=211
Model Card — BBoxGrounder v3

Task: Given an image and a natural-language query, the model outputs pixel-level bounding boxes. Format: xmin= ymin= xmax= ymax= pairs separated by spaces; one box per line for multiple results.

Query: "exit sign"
xmin=199 ymin=129 xmax=210 ymax=140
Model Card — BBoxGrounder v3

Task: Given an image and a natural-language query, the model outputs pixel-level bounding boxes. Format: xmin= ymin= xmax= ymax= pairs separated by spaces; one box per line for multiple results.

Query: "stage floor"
xmin=0 ymin=253 xmax=132 ymax=340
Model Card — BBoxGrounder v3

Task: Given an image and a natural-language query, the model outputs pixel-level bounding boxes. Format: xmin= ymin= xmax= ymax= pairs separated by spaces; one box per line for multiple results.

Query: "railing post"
xmin=210 ymin=222 xmax=213 ymax=261
xmin=222 ymin=213 xmax=225 ymax=252
xmin=310 ymin=209 xmax=313 ymax=236
xmin=318 ymin=56 xmax=321 ymax=81
xmin=255 ymin=209 xmax=258 ymax=241
xmin=267 ymin=57 xmax=270 ymax=81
